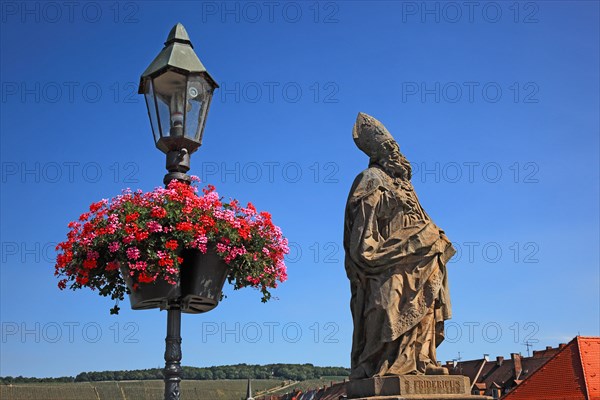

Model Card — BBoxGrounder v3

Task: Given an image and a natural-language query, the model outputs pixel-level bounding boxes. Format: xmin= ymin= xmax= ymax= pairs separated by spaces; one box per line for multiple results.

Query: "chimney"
xmin=496 ymin=356 xmax=504 ymax=366
xmin=559 ymin=343 xmax=567 ymax=349
xmin=546 ymin=346 xmax=552 ymax=350
xmin=511 ymin=353 xmax=522 ymax=380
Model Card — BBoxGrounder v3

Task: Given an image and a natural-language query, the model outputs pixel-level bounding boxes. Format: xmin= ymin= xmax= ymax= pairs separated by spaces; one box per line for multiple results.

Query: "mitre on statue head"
xmin=352 ymin=112 xmax=396 ymax=158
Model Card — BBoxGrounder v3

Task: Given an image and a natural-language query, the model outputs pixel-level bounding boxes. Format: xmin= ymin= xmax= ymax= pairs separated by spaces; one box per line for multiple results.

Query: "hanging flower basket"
xmin=54 ymin=178 xmax=289 ymax=314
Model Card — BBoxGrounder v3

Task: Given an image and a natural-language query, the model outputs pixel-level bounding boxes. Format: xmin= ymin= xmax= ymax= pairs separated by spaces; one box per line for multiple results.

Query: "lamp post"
xmin=138 ymin=23 xmax=219 ymax=400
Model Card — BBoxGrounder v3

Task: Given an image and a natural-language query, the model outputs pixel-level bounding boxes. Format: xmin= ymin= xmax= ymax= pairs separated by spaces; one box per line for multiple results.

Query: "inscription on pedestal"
xmin=406 ymin=376 xmax=465 ymax=394
xmin=346 ymin=375 xmax=471 ymax=398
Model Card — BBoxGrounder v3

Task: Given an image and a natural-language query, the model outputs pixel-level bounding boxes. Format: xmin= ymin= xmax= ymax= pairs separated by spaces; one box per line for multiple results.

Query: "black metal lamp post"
xmin=138 ymin=23 xmax=219 ymax=400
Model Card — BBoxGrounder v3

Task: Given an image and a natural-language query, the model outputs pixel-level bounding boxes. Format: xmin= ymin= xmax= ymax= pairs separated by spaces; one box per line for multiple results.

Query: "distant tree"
xmin=212 ymin=369 xmax=226 ymax=379
xmin=75 ymin=372 xmax=89 ymax=382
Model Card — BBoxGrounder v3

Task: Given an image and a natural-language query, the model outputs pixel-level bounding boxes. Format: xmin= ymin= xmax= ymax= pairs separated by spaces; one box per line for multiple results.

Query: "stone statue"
xmin=344 ymin=113 xmax=455 ymax=380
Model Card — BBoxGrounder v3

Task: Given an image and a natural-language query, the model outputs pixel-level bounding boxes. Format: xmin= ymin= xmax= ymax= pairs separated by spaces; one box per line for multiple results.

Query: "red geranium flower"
xmin=165 ymin=240 xmax=179 ymax=250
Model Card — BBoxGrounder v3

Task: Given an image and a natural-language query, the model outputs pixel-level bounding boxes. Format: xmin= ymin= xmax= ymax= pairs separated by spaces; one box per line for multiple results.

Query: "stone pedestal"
xmin=346 ymin=376 xmax=492 ymax=400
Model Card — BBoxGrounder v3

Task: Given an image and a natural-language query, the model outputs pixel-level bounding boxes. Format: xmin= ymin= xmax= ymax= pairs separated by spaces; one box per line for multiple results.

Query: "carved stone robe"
xmin=343 ymin=166 xmax=454 ymax=379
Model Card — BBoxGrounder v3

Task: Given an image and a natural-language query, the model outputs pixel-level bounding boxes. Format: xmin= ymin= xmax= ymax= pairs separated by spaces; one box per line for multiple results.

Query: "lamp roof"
xmin=139 ymin=23 xmax=218 ymax=91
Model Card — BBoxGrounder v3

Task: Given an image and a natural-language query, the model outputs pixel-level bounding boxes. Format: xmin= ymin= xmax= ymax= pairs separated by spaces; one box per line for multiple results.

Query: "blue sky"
xmin=1 ymin=1 xmax=598 ymax=378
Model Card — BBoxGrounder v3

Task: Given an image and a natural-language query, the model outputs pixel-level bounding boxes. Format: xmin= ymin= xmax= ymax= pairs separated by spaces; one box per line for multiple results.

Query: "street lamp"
xmin=139 ymin=22 xmax=219 ymax=185
xmin=138 ymin=23 xmax=219 ymax=400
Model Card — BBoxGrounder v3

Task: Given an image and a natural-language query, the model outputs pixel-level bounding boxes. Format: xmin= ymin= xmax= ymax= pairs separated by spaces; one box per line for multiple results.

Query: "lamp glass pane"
xmin=185 ymin=76 xmax=214 ymax=142
xmin=143 ymin=80 xmax=161 ymax=143
xmin=152 ymin=71 xmax=188 ymax=137
xmin=155 ymin=92 xmax=172 ymax=139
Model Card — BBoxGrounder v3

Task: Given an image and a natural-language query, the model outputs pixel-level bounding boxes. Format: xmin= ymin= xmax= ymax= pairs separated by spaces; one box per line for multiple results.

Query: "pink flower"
xmin=216 ymin=243 xmax=228 ymax=253
xmin=128 ymin=261 xmax=147 ymax=271
xmin=166 ymin=266 xmax=177 ymax=274
xmin=146 ymin=220 xmax=163 ymax=233
xmin=123 ymin=235 xmax=135 ymax=244
xmin=126 ymin=247 xmax=140 ymax=260
xmin=190 ymin=236 xmax=208 ymax=253
xmin=224 ymin=246 xmax=247 ymax=263
xmin=108 ymin=242 xmax=120 ymax=252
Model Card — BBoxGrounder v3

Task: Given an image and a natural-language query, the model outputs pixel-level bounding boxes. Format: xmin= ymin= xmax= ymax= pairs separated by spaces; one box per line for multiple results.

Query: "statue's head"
xmin=352 ymin=112 xmax=411 ymax=180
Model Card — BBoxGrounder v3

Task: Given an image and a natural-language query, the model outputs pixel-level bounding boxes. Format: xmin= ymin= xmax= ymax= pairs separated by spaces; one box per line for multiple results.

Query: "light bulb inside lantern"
xmin=170 ymin=91 xmax=185 ymax=128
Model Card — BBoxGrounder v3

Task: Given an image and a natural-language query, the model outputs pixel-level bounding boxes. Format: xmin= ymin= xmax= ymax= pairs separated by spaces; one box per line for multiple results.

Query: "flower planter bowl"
xmin=180 ymin=248 xmax=229 ymax=314
xmin=123 ymin=247 xmax=229 ymax=314
xmin=125 ymin=276 xmax=181 ymax=311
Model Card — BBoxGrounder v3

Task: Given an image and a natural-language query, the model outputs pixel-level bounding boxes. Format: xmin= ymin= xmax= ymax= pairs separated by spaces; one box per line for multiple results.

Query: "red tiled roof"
xmin=316 ymin=382 xmax=346 ymax=400
xmin=448 ymin=353 xmax=551 ymax=394
xmin=578 ymin=337 xmax=600 ymax=400
xmin=502 ymin=336 xmax=598 ymax=400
